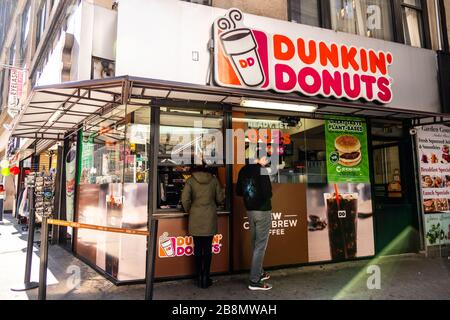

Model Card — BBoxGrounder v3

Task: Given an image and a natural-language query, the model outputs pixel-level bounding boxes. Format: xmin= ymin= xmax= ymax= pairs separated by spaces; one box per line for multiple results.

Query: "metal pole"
xmin=38 ymin=216 xmax=49 ymax=300
xmin=24 ymin=187 xmax=35 ymax=284
xmin=0 ymin=176 xmax=4 ymax=222
xmin=411 ymin=131 xmax=426 ymax=253
xmin=145 ymin=219 xmax=158 ymax=300
xmin=145 ymin=105 xmax=159 ymax=300
xmin=11 ymin=185 xmax=39 ymax=291
xmin=435 ymin=0 xmax=443 ymax=51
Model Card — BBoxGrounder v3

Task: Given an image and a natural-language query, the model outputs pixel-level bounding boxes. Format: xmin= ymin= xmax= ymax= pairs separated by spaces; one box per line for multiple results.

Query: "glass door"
xmin=371 ymin=120 xmax=420 ymax=255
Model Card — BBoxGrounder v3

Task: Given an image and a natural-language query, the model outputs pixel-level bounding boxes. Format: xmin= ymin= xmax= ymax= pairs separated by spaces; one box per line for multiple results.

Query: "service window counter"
xmin=74 ymin=105 xmax=230 ymax=283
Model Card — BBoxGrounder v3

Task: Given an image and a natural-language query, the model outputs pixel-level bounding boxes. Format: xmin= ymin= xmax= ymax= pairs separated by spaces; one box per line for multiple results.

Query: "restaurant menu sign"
xmin=213 ymin=9 xmax=393 ymax=104
xmin=325 ymin=116 xmax=370 ymax=183
xmin=417 ymin=125 xmax=450 ymax=246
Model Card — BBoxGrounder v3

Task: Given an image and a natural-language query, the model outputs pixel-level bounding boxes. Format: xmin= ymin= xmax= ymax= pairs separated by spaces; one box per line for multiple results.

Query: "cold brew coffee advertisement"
xmin=307 ymin=183 xmax=375 ymax=262
xmin=417 ymin=125 xmax=450 ymax=246
xmin=325 ymin=117 xmax=370 ymax=183
xmin=65 ymin=143 xmax=77 ymax=222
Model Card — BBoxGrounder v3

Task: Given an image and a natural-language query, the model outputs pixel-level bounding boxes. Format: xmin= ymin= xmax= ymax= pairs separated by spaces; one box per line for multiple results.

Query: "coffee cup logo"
xmin=159 ymin=232 xmax=175 ymax=257
xmin=216 ymin=9 xmax=265 ymax=87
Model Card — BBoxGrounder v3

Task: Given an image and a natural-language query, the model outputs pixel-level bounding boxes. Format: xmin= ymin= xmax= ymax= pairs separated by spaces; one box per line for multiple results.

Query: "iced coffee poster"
xmin=325 ymin=116 xmax=370 ymax=183
xmin=307 ymin=183 xmax=375 ymax=262
xmin=416 ymin=125 xmax=450 ymax=215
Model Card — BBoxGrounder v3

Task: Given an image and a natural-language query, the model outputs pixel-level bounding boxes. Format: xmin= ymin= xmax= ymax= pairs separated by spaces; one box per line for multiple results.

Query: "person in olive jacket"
xmin=182 ymin=165 xmax=224 ymax=289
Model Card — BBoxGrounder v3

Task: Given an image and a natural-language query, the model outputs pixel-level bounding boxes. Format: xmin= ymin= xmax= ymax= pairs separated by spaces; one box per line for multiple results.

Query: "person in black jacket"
xmin=236 ymin=153 xmax=273 ymax=291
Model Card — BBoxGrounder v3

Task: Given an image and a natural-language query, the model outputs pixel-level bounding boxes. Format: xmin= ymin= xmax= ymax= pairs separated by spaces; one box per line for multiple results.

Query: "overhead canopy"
xmin=11 ymin=75 xmax=450 ymax=141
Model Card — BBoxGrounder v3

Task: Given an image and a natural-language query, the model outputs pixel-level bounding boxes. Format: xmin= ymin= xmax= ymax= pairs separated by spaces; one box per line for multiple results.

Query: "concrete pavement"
xmin=1 ymin=214 xmax=450 ymax=300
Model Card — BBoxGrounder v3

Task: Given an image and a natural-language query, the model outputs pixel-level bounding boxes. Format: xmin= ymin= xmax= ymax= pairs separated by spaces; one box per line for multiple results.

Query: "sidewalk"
xmin=1 ymin=214 xmax=450 ymax=300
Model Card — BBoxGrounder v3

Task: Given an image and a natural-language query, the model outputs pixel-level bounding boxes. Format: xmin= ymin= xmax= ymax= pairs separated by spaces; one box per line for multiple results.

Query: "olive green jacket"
xmin=181 ymin=172 xmax=225 ymax=236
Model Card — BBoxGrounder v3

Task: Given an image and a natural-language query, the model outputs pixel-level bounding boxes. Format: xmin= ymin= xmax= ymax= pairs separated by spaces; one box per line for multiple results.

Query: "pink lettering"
xmin=322 ymin=70 xmax=342 ymax=97
xmin=377 ymin=77 xmax=392 ymax=103
xmin=343 ymin=73 xmax=361 ymax=99
xmin=361 ymin=75 xmax=377 ymax=100
xmin=298 ymin=67 xmax=321 ymax=95
xmin=275 ymin=64 xmax=297 ymax=91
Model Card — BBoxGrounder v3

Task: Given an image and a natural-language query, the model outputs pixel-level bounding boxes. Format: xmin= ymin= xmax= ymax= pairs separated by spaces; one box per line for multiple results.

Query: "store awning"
xmin=11 ymin=75 xmax=450 ymax=141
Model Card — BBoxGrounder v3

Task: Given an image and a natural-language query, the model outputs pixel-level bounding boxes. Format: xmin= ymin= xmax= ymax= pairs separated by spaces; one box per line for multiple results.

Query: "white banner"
xmin=8 ymin=68 xmax=25 ymax=115
xmin=417 ymin=125 xmax=450 ymax=246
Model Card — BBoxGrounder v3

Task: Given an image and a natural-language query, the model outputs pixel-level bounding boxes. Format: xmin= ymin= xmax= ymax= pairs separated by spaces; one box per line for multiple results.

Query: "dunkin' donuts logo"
xmin=213 ymin=9 xmax=393 ymax=104
xmin=158 ymin=232 xmax=223 ymax=258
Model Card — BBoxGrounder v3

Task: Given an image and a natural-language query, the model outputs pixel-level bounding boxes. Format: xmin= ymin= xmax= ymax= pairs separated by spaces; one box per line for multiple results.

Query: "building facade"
xmin=1 ymin=0 xmax=450 ymax=283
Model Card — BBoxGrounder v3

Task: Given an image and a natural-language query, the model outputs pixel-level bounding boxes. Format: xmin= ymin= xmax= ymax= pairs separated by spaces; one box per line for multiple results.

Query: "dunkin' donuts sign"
xmin=213 ymin=9 xmax=393 ymax=104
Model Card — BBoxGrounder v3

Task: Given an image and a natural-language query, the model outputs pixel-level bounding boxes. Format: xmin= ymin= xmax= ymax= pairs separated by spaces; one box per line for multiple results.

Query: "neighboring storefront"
xmin=9 ymin=3 xmax=449 ymax=284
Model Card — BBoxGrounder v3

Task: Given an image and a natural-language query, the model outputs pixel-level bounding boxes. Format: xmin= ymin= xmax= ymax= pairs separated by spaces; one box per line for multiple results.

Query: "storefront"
xmin=9 ymin=5 xmax=448 ymax=284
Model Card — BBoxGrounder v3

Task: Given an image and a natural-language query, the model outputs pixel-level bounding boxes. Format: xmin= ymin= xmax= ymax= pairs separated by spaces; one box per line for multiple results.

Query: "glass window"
xmin=329 ymin=0 xmax=394 ymax=41
xmin=158 ymin=108 xmax=225 ymax=209
xmin=289 ymin=0 xmax=321 ymax=27
xmin=401 ymin=0 xmax=424 ymax=48
xmin=80 ymin=105 xmax=151 ymax=185
xmin=124 ymin=106 xmax=151 ymax=183
xmin=373 ymin=145 xmax=401 ymax=185
xmin=231 ymin=113 xmax=311 ymax=184
xmin=80 ymin=105 xmax=127 ymax=185
xmin=20 ymin=1 xmax=31 ymax=57
xmin=36 ymin=2 xmax=47 ymax=45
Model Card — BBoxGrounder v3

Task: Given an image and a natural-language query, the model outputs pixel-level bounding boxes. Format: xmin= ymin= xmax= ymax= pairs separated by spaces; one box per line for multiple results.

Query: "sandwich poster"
xmin=325 ymin=116 xmax=370 ymax=183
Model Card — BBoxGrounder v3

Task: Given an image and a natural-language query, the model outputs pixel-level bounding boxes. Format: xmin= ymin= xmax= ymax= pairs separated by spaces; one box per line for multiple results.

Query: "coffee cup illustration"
xmin=216 ymin=9 xmax=265 ymax=87
xmin=159 ymin=232 xmax=175 ymax=257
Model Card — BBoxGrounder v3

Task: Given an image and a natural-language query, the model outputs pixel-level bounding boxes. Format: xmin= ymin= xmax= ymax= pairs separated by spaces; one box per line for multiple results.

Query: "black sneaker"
xmin=248 ymin=281 xmax=272 ymax=291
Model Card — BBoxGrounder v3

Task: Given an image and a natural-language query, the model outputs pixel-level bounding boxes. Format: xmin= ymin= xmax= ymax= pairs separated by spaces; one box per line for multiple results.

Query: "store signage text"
xmin=8 ymin=69 xmax=25 ymax=115
xmin=214 ymin=9 xmax=393 ymax=104
xmin=243 ymin=212 xmax=298 ymax=236
xmin=159 ymin=232 xmax=223 ymax=258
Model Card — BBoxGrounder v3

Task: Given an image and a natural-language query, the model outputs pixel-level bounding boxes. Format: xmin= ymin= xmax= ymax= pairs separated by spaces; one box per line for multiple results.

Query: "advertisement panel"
xmin=232 ymin=183 xmax=308 ymax=270
xmin=155 ymin=215 xmax=229 ymax=278
xmin=325 ymin=117 xmax=370 ymax=183
xmin=417 ymin=125 xmax=450 ymax=247
xmin=307 ymin=183 xmax=374 ymax=262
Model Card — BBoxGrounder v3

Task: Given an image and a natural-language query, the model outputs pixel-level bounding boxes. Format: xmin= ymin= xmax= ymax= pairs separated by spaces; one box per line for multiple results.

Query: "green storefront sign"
xmin=325 ymin=116 xmax=370 ymax=183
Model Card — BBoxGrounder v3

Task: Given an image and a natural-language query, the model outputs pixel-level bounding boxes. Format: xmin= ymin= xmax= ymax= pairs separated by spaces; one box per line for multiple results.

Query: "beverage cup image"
xmin=159 ymin=232 xmax=175 ymax=257
xmin=220 ymin=28 xmax=265 ymax=87
xmin=324 ymin=193 xmax=358 ymax=261
xmin=65 ymin=146 xmax=76 ymax=222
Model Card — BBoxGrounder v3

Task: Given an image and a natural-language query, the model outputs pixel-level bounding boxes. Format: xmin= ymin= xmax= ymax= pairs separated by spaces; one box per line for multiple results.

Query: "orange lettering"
xmin=360 ymin=48 xmax=369 ymax=72
xmin=341 ymin=46 xmax=359 ymax=71
xmin=369 ymin=50 xmax=387 ymax=75
xmin=297 ymin=38 xmax=317 ymax=65
xmin=274 ymin=34 xmax=295 ymax=60
xmin=319 ymin=42 xmax=339 ymax=68
xmin=283 ymin=134 xmax=291 ymax=145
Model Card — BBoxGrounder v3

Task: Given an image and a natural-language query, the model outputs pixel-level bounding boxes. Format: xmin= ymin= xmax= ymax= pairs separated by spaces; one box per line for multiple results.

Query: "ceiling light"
xmin=240 ymin=99 xmax=317 ymax=113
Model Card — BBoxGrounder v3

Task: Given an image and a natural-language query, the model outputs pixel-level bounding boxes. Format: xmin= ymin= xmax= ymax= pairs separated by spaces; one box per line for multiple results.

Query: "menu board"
xmin=417 ymin=125 xmax=450 ymax=246
xmin=325 ymin=116 xmax=370 ymax=183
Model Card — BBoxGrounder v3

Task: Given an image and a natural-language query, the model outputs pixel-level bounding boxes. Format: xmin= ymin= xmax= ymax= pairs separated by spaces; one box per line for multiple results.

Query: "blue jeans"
xmin=247 ymin=210 xmax=271 ymax=284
